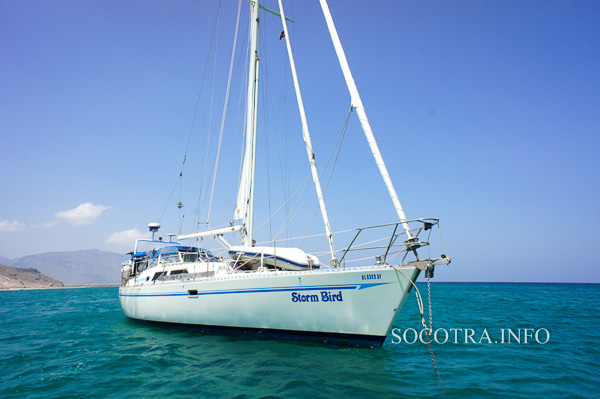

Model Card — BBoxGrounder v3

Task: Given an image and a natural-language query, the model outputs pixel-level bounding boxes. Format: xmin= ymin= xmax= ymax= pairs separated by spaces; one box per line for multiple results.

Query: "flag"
xmin=279 ymin=31 xmax=285 ymax=40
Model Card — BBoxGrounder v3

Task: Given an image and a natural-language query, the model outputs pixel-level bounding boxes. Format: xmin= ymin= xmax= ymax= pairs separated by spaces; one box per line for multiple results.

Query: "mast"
xmin=318 ymin=0 xmax=414 ymax=242
xmin=239 ymin=0 xmax=261 ymax=247
xmin=277 ymin=0 xmax=338 ymax=266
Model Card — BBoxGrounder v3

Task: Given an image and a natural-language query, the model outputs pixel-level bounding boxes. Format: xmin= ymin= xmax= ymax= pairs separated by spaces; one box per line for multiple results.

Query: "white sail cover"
xmin=228 ymin=246 xmax=321 ymax=271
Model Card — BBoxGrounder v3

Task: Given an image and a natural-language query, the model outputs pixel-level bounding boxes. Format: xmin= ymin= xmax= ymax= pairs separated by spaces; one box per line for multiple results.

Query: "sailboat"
xmin=119 ymin=0 xmax=450 ymax=348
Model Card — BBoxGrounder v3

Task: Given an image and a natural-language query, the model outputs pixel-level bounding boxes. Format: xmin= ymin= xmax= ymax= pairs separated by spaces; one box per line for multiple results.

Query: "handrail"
xmin=337 ymin=218 xmax=439 ymax=265
xmin=342 ymin=242 xmax=430 ymax=253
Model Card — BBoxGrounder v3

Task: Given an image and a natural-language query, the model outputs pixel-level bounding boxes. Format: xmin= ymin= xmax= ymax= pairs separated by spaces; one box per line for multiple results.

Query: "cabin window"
xmin=135 ymin=259 xmax=148 ymax=273
xmin=152 ymin=272 xmax=163 ymax=281
xmin=182 ymin=253 xmax=200 ymax=262
xmin=188 ymin=289 xmax=198 ymax=297
xmin=170 ymin=270 xmax=186 ymax=275
xmin=160 ymin=254 xmax=181 ymax=264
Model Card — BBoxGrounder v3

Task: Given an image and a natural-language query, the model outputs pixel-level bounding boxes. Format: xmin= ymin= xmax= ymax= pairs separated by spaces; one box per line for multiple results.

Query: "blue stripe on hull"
xmin=125 ymin=317 xmax=386 ymax=348
xmin=119 ymin=282 xmax=391 ymax=298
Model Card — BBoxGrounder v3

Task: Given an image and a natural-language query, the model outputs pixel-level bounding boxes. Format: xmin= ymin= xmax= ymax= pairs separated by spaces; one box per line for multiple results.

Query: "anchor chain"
xmin=394 ymin=266 xmax=442 ymax=382
xmin=425 ymin=274 xmax=440 ymax=382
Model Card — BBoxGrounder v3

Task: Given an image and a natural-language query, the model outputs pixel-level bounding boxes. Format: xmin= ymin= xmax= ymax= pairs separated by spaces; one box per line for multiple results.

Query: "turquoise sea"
xmin=1 ymin=283 xmax=598 ymax=398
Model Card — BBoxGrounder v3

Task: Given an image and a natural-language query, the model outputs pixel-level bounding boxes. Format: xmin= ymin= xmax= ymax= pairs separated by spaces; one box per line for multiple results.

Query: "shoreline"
xmin=0 ymin=284 xmax=119 ymax=291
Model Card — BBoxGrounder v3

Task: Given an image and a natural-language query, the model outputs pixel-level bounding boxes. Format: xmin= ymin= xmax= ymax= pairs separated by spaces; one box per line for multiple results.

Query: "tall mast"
xmin=318 ymin=0 xmax=414 ymax=241
xmin=242 ymin=0 xmax=261 ymax=246
xmin=277 ymin=0 xmax=338 ymax=266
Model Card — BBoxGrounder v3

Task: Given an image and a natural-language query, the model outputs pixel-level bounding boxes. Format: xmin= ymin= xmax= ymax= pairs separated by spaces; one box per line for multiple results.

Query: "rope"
xmin=393 ymin=266 xmax=442 ymax=382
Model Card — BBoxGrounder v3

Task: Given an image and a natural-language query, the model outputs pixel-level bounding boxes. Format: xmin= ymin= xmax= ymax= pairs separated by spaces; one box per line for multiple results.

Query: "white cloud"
xmin=107 ymin=228 xmax=149 ymax=246
xmin=55 ymin=203 xmax=111 ymax=226
xmin=1 ymin=203 xmax=110 ymax=233
xmin=0 ymin=219 xmax=27 ymax=232
xmin=37 ymin=220 xmax=60 ymax=228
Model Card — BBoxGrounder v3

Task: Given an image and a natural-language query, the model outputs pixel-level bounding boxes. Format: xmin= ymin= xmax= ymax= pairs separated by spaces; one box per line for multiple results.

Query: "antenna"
xmin=148 ymin=223 xmax=160 ymax=241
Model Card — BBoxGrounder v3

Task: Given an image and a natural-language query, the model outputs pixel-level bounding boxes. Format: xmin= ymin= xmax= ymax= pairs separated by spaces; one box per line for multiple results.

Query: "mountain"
xmin=10 ymin=249 xmax=129 ymax=286
xmin=0 ymin=264 xmax=64 ymax=289
xmin=0 ymin=255 xmax=15 ymax=266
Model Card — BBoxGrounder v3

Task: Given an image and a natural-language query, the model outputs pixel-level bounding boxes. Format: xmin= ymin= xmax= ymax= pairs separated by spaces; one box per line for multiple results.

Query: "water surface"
xmin=1 ymin=283 xmax=598 ymax=398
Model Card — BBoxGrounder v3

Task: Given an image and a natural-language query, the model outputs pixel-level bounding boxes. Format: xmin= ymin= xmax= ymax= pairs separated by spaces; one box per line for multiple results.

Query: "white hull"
xmin=119 ymin=265 xmax=419 ymax=347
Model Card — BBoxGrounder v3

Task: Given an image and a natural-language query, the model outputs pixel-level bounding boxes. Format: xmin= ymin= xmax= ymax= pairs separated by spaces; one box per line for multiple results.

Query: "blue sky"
xmin=1 ymin=0 xmax=598 ymax=282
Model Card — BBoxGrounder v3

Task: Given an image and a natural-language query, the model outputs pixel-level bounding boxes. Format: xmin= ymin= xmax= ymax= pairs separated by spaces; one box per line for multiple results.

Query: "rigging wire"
xmin=258 ymin=10 xmax=300 ymax=242
xmin=300 ymin=107 xmax=353 ymax=246
xmin=194 ymin=0 xmax=240 ymax=231
xmin=155 ymin=0 xmax=224 ymax=234
xmin=252 ymin=171 xmax=312 ymax=233
xmin=216 ymin=20 xmax=248 ymax=227
xmin=261 ymin=108 xmax=352 ymax=245
xmin=196 ymin=9 xmax=223 ymax=228
xmin=207 ymin=0 xmax=243 ymax=224
xmin=249 ymin=13 xmax=318 ymax=241
xmin=256 ymin=106 xmax=353 ymax=249
xmin=258 ymin=14 xmax=275 ymax=240
xmin=158 ymin=178 xmax=182 ymax=224
xmin=262 ymin=227 xmax=354 ymax=244
xmin=283 ymin=9 xmax=293 ymax=242
xmin=274 ymin=1 xmax=295 ymax=242
xmin=233 ymin=20 xmax=252 ymax=226
xmin=181 ymin=2 xmax=223 ymax=175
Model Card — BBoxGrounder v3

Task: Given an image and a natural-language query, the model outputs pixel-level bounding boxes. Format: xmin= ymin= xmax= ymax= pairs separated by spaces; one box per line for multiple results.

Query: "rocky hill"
xmin=7 ymin=249 xmax=129 ymax=286
xmin=0 ymin=264 xmax=64 ymax=290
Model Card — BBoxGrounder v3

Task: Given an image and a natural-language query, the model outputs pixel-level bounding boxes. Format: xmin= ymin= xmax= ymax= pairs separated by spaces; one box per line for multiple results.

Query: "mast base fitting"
xmin=404 ymin=237 xmax=422 ymax=251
